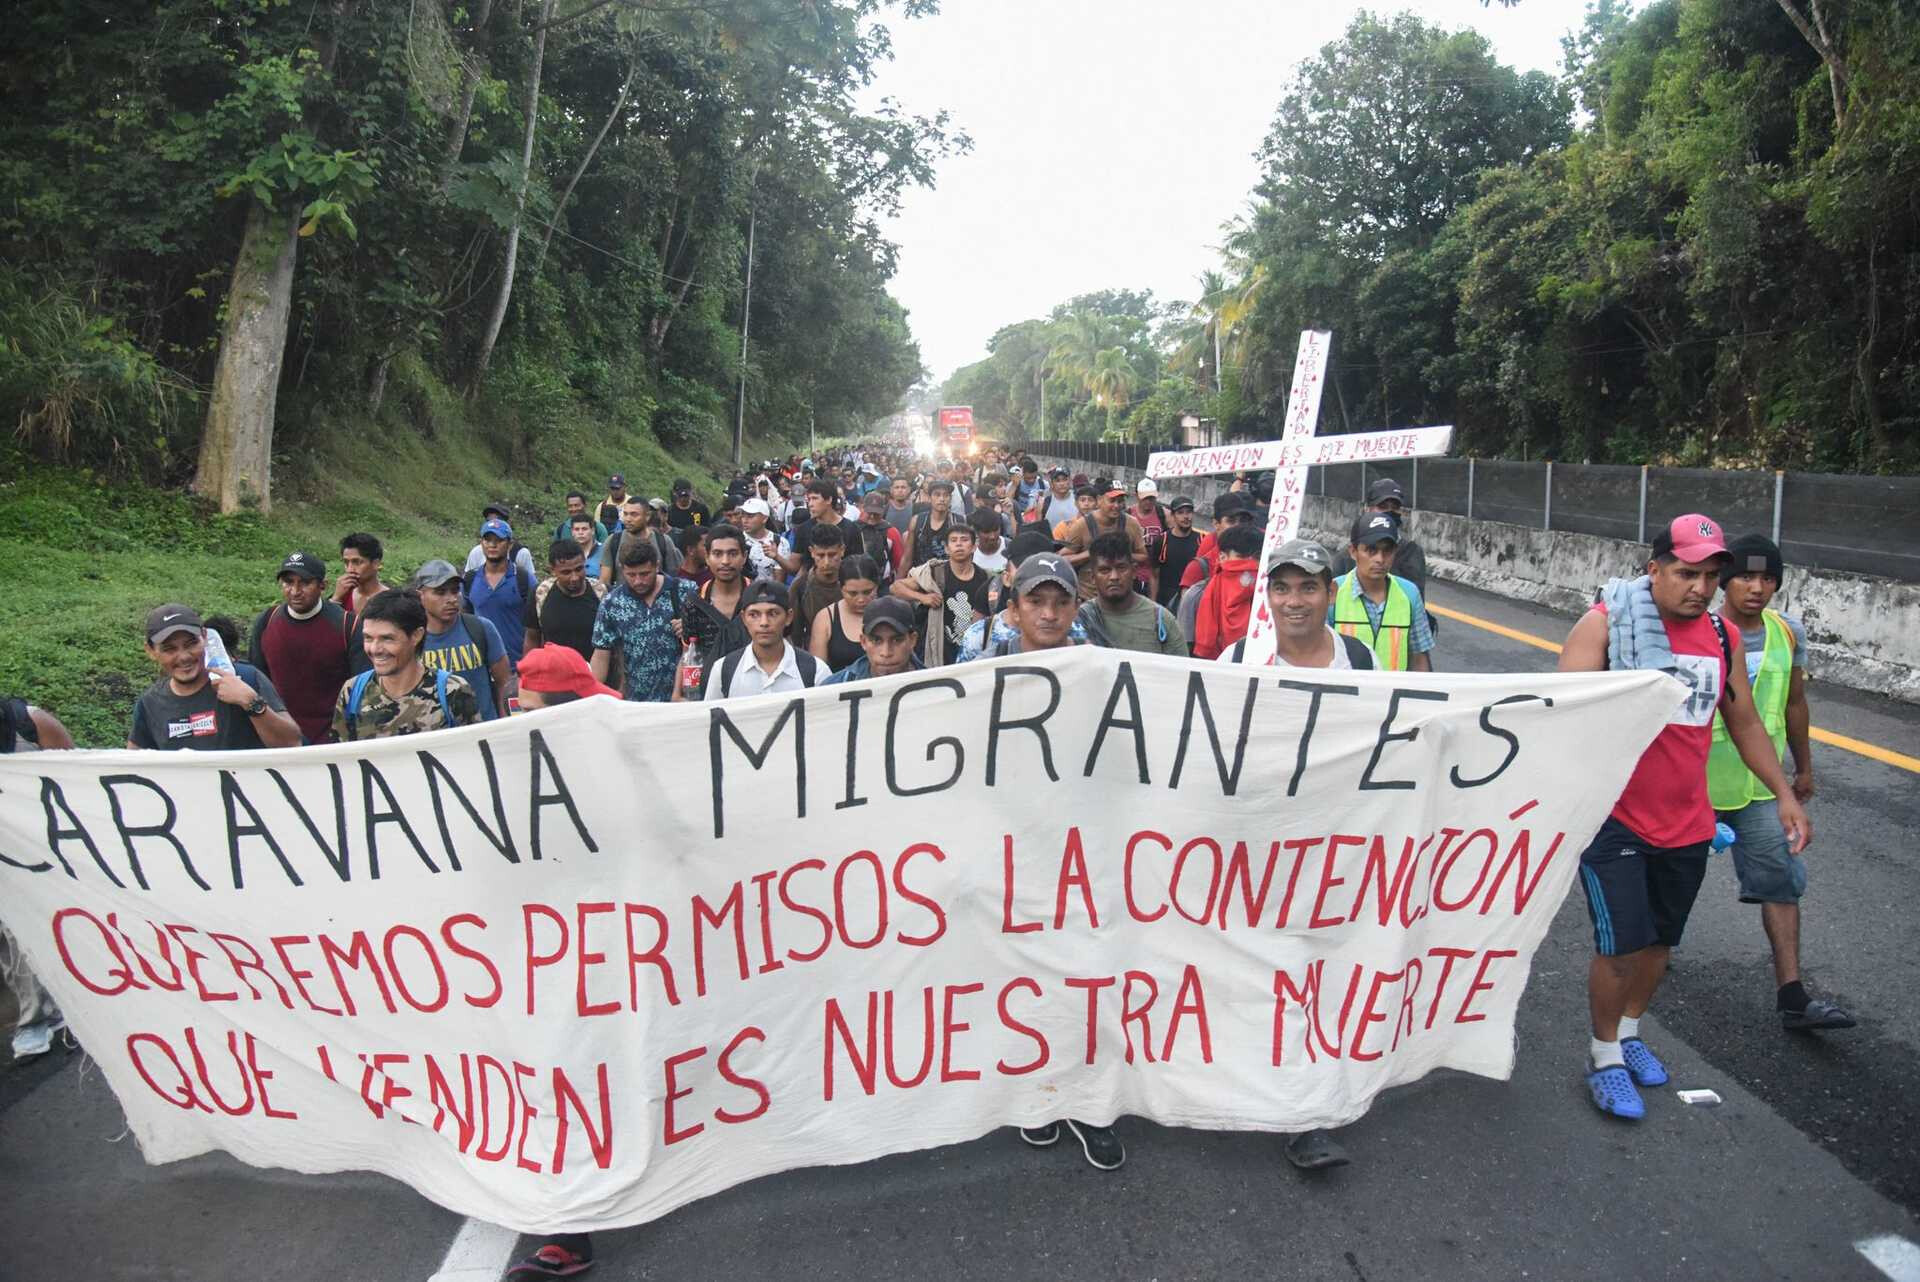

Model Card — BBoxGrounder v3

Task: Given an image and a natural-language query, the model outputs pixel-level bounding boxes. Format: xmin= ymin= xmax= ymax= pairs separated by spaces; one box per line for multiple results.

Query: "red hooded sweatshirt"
xmin=1192 ymin=555 xmax=1260 ymax=660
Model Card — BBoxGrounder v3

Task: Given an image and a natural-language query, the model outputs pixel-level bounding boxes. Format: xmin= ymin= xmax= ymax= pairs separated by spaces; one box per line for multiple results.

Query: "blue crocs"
xmin=1587 ymin=1064 xmax=1645 ymax=1119
xmin=1621 ymin=1037 xmax=1669 ymax=1087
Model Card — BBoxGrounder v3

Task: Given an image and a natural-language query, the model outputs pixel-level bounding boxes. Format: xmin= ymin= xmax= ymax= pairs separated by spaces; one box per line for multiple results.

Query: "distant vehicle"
xmin=938 ymin=405 xmax=977 ymax=456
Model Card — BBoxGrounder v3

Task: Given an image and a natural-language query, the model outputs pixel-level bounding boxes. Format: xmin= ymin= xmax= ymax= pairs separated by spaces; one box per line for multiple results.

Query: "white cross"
xmin=1145 ymin=329 xmax=1453 ymax=656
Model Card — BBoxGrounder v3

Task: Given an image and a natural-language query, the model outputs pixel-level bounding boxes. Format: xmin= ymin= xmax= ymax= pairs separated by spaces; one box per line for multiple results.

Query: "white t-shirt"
xmin=974 ymin=546 xmax=1009 ymax=575
xmin=1225 ymin=627 xmax=1354 ymax=669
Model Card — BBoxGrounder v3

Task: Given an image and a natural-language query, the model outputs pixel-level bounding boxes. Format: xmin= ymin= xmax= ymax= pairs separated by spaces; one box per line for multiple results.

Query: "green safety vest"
xmin=1706 ymin=609 xmax=1792 ymax=810
xmin=1332 ymin=572 xmax=1413 ymax=671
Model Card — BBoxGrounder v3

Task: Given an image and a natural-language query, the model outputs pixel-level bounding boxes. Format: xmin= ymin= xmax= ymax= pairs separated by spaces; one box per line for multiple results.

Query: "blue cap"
xmin=481 ymin=517 xmax=513 ymax=539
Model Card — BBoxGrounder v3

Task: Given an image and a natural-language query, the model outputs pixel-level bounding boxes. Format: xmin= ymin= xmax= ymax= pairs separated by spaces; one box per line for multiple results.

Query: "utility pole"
xmin=1213 ymin=321 xmax=1223 ymax=395
xmin=732 ymin=202 xmax=756 ymax=466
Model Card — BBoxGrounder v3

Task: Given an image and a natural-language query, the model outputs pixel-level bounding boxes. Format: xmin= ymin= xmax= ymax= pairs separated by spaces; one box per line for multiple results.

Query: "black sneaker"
xmin=1063 ymin=1119 xmax=1125 ymax=1170
xmin=1018 ymin=1122 xmax=1060 ymax=1147
xmin=1283 ymin=1128 xmax=1350 ymax=1171
xmin=504 ymin=1241 xmax=594 ymax=1278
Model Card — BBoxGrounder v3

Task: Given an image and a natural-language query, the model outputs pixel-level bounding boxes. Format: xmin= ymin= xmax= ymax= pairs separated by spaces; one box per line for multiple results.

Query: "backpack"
xmin=533 ymin=575 xmax=607 ymax=619
xmin=0 ymin=697 xmax=38 ymax=754
xmin=1226 ymin=634 xmax=1376 ymax=669
xmin=714 ymin=645 xmax=820 ymax=697
xmin=463 ymin=559 xmax=534 ymax=608
xmin=856 ymin=522 xmax=897 ymax=586
xmin=342 ymin=669 xmax=454 ymax=737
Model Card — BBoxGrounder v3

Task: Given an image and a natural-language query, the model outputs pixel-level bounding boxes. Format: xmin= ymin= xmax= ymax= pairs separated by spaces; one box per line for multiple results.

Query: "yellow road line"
xmin=1429 ymin=601 xmax=1920 ymax=775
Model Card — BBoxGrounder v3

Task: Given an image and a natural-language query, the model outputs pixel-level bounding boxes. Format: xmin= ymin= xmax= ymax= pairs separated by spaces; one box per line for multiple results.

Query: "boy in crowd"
xmin=333 ymin=532 xmax=389 ymax=614
xmin=704 ymin=580 xmax=825 ymax=698
xmin=592 ymin=539 xmax=698 ymax=702
xmin=412 ymin=560 xmax=511 ymax=720
xmin=819 ymin=598 xmax=922 ymax=685
xmin=1330 ymin=511 xmax=1434 ymax=672
xmin=331 ymin=589 xmax=482 ymax=740
xmin=1080 ymin=531 xmax=1186 ymax=655
xmin=894 ymin=521 xmax=994 ymax=666
xmin=788 ymin=521 xmax=848 ymax=645
xmin=1155 ymin=496 xmax=1200 ymax=609
xmin=1709 ymin=534 xmax=1851 ymax=1031
xmin=524 ymin=539 xmax=606 ymax=663
xmin=249 ymin=551 xmax=355 ymax=743
xmin=465 ymin=517 xmax=535 ymax=667
xmin=129 ymin=605 xmax=301 ymax=750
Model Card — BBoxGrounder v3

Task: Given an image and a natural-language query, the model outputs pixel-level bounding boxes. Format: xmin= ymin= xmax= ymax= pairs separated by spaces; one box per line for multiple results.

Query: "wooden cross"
xmin=1145 ymin=329 xmax=1454 ymax=657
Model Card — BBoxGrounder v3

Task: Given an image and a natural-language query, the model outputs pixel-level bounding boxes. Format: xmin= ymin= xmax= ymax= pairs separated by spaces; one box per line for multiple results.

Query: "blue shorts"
xmin=1719 ymin=799 xmax=1806 ymax=904
xmin=1579 ymin=816 xmax=1711 ymax=956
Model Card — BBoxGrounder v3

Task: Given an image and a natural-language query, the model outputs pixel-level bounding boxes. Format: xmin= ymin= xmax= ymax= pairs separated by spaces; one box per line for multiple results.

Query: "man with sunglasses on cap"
xmin=248 ymin=551 xmax=356 ymax=744
xmin=1060 ymin=484 xmax=1148 ymax=601
xmin=1709 ymin=534 xmax=1850 ymax=1032
xmin=129 ymin=605 xmax=301 ymax=751
xmin=1558 ymin=514 xmax=1811 ymax=1120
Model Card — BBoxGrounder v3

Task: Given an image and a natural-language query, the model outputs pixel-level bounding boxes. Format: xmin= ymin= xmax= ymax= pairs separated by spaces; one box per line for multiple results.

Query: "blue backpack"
xmin=342 ymin=669 xmax=453 ymax=737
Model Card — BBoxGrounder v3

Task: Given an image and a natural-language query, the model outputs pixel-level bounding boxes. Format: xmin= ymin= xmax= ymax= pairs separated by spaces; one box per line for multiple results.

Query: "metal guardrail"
xmin=1010 ymin=440 xmax=1920 ymax=580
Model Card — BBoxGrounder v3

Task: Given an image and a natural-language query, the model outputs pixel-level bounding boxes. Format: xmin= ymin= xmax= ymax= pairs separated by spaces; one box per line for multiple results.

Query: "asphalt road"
xmin=2 ymin=580 xmax=1917 ymax=1282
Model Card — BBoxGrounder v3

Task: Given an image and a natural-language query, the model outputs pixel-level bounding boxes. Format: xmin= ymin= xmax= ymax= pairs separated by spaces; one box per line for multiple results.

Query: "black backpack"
xmin=0 ymin=697 xmax=38 ymax=754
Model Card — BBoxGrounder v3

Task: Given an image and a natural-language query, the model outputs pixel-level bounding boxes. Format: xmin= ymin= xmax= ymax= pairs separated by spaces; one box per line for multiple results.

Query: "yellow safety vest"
xmin=1332 ymin=572 xmax=1412 ymax=670
xmin=1706 ymin=609 xmax=1792 ymax=810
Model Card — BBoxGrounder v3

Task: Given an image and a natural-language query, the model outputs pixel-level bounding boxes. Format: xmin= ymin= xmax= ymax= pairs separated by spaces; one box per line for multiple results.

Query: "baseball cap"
xmin=648 ymin=497 xmax=669 ymax=511
xmin=740 ymin=580 xmax=790 ymax=610
xmin=1350 ymin=511 xmax=1401 ymax=547
xmin=740 ymin=497 xmax=772 ymax=517
xmin=1102 ymin=484 xmax=1126 ymax=499
xmin=860 ymin=490 xmax=888 ymax=513
xmin=1136 ymin=478 xmax=1159 ymax=497
xmin=1012 ymin=552 xmax=1078 ymax=598
xmin=277 ymin=551 xmax=325 ymax=581
xmin=1071 ymin=472 xmax=1090 ymax=488
xmin=482 ymin=501 xmax=511 ymax=522
xmin=671 ymin=478 xmax=693 ymax=495
xmin=1047 ymin=466 xmax=1070 ymax=479
xmin=145 ymin=603 xmax=204 ymax=644
xmin=863 ymin=597 xmax=916 ymax=637
xmin=1214 ymin=492 xmax=1254 ymax=519
xmin=480 ymin=517 xmax=513 ymax=540
xmin=1269 ymin=538 xmax=1332 ymax=578
xmin=1367 ymin=477 xmax=1406 ymax=505
xmin=608 ymin=473 xmax=625 ymax=487
xmin=1167 ymin=495 xmax=1195 ymax=512
xmin=1653 ymin=513 xmax=1730 ymax=564
xmin=1006 ymin=529 xmax=1065 ymax=565
xmin=1720 ymin=533 xmax=1784 ymax=586
xmin=410 ymin=558 xmax=462 ymax=589
xmin=517 ymin=644 xmax=621 ymax=700
xmin=929 ymin=478 xmax=954 ymax=493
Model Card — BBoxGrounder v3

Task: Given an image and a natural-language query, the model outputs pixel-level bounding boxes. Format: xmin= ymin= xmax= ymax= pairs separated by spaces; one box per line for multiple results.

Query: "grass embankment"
xmin=0 ymin=413 xmax=786 ymax=746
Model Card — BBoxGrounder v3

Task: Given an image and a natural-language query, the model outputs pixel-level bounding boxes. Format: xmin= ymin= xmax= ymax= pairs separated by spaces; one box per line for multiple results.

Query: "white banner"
xmin=0 ymin=652 xmax=1680 ymax=1232
xmin=1145 ymin=425 xmax=1454 ymax=481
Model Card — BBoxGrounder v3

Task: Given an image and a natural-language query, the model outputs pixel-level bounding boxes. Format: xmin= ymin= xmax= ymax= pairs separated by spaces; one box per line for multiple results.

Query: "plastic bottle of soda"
xmin=1710 ymin=822 xmax=1736 ymax=854
xmin=677 ymin=640 xmax=703 ymax=698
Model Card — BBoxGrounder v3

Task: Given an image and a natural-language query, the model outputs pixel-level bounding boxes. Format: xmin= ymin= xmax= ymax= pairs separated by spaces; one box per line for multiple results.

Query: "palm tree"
xmin=1088 ymin=346 xmax=1138 ymax=436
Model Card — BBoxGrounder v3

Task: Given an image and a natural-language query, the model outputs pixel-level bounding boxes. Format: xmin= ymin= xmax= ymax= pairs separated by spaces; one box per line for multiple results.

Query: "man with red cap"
xmin=1557 ymin=513 xmax=1812 ymax=1121
xmin=516 ymin=643 xmax=621 ymax=709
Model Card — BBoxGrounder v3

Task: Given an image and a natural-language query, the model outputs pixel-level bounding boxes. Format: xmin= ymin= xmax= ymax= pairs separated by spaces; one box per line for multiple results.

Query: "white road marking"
xmin=430 ymin=1218 xmax=521 ymax=1282
xmin=1857 ymin=1234 xmax=1920 ymax=1282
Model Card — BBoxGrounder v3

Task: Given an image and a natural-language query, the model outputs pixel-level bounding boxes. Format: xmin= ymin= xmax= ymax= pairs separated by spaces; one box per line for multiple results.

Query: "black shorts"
xmin=1578 ymin=816 xmax=1710 ymax=956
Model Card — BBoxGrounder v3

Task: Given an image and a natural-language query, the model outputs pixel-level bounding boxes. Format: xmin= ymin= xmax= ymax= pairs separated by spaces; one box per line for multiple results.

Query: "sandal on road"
xmin=1782 ymin=999 xmax=1855 ymax=1032
xmin=1620 ymin=1037 xmax=1669 ymax=1087
xmin=1587 ymin=1065 xmax=1645 ymax=1120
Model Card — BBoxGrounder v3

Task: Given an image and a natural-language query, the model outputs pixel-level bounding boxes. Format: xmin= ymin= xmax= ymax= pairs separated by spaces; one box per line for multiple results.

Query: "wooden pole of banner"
xmin=1146 ymin=329 xmax=1453 ymax=658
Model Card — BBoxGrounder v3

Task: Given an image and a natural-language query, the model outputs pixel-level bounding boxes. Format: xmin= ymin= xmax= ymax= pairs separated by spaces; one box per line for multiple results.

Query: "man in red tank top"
xmin=1557 ymin=514 xmax=1811 ymax=1120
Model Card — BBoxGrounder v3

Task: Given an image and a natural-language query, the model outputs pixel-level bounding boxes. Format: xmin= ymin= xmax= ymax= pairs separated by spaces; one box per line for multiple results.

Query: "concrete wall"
xmin=1025 ymin=451 xmax=1920 ymax=703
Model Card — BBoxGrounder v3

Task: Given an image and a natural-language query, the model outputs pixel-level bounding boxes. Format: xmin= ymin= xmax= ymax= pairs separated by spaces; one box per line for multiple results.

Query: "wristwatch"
xmin=245 ymin=696 xmax=268 ymax=717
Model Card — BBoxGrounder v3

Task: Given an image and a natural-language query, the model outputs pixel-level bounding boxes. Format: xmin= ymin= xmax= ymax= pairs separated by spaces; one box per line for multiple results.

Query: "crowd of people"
xmin=0 ymin=441 xmax=1851 ymax=1281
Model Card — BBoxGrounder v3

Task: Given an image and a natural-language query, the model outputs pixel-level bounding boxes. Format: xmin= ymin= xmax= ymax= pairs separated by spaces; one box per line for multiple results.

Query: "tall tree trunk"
xmin=192 ymin=200 xmax=302 ymax=513
xmin=531 ymin=53 xmax=637 ymax=275
xmin=439 ymin=0 xmax=498 ymax=192
xmin=470 ymin=0 xmax=556 ymax=391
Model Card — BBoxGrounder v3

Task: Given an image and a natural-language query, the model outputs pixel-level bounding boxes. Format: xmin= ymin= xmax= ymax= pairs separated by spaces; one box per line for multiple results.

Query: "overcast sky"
xmin=861 ymin=1 xmax=1580 ymax=383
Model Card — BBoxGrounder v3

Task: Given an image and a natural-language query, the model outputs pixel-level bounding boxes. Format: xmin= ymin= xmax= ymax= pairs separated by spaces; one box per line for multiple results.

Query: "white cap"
xmin=1136 ymin=477 xmax=1158 ymax=496
xmin=740 ymin=497 xmax=771 ymax=517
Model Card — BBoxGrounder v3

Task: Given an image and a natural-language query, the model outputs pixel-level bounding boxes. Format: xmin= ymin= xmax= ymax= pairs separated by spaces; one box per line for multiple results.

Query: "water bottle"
xmin=677 ymin=640 xmax=704 ymax=698
xmin=202 ymin=628 xmax=237 ymax=676
xmin=1709 ymin=822 xmax=1735 ymax=854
